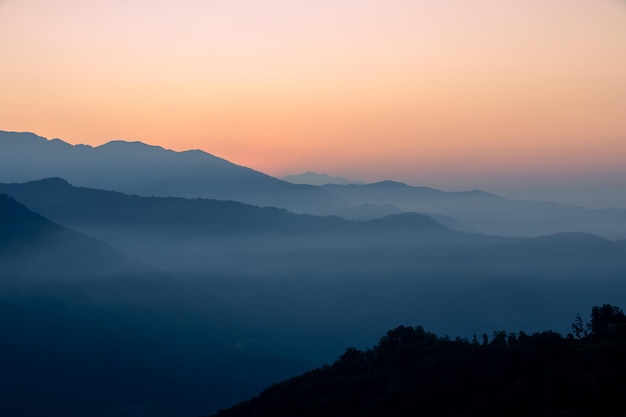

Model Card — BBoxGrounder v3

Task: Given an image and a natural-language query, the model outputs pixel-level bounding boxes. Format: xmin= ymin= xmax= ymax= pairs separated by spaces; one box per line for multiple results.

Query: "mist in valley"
xmin=2 ymin=168 xmax=626 ymax=415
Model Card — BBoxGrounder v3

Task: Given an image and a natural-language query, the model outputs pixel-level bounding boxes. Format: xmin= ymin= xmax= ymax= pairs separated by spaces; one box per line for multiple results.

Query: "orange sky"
xmin=1 ymin=0 xmax=625 ymax=206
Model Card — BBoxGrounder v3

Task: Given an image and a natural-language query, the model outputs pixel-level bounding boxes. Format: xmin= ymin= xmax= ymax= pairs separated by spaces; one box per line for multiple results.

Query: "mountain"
xmin=0 ymin=192 xmax=307 ymax=417
xmin=281 ymin=172 xmax=365 ymax=186
xmin=2 ymin=179 xmax=626 ymax=416
xmin=329 ymin=203 xmax=404 ymax=221
xmin=0 ymin=177 xmax=455 ymax=276
xmin=4 ymin=130 xmax=625 ymax=237
xmin=208 ymin=309 xmax=626 ymax=417
xmin=322 ymin=182 xmax=626 ymax=239
xmin=0 ymin=131 xmax=347 ymax=214
xmin=0 ymin=193 xmax=127 ymax=280
xmin=0 ymin=178 xmax=447 ymax=238
xmin=325 ymin=180 xmax=499 ymax=201
xmin=2 ymin=179 xmax=625 ymax=331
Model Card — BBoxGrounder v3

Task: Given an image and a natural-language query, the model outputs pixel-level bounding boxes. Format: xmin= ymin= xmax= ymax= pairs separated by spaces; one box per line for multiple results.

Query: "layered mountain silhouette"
xmin=323 ymin=182 xmax=626 ymax=239
xmin=2 ymin=178 xmax=626 ymax=416
xmin=0 ymin=131 xmax=346 ymax=214
xmin=0 ymin=178 xmax=447 ymax=238
xmin=5 ymin=130 xmax=624 ymax=238
xmin=2 ymin=179 xmax=625 ymax=318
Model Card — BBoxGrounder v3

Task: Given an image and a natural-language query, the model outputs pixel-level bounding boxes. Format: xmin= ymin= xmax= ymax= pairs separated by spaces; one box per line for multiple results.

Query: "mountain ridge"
xmin=0 ymin=130 xmax=347 ymax=214
xmin=322 ymin=182 xmax=626 ymax=239
xmin=0 ymin=178 xmax=451 ymax=240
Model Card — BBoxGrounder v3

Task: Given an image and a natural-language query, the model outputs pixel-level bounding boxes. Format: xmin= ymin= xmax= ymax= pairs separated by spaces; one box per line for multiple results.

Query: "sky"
xmin=1 ymin=0 xmax=625 ymax=207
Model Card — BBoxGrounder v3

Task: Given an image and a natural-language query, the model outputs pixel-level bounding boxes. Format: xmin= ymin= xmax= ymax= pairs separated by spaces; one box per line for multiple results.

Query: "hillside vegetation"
xmin=211 ymin=305 xmax=626 ymax=417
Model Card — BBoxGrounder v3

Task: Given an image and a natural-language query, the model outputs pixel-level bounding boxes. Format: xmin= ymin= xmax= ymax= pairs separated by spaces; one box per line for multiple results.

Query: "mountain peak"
xmin=369 ymin=180 xmax=411 ymax=188
xmin=25 ymin=177 xmax=72 ymax=187
xmin=97 ymin=140 xmax=168 ymax=152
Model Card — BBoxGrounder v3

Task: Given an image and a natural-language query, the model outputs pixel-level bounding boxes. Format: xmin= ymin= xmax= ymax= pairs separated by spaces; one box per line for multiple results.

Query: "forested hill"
xmin=209 ymin=305 xmax=626 ymax=417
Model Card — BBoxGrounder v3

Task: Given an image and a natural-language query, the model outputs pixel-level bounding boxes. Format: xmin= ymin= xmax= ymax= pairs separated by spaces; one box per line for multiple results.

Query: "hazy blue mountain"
xmin=323 ymin=182 xmax=626 ymax=239
xmin=281 ymin=171 xmax=365 ymax=186
xmin=424 ymin=212 xmax=480 ymax=233
xmin=0 ymin=193 xmax=309 ymax=416
xmin=0 ymin=193 xmax=128 ymax=281
xmin=0 ymin=131 xmax=475 ymax=226
xmin=2 ymin=178 xmax=625 ymax=339
xmin=0 ymin=131 xmax=347 ymax=214
xmin=325 ymin=180 xmax=499 ymax=201
xmin=0 ymin=178 xmax=447 ymax=239
xmin=329 ymin=203 xmax=403 ymax=221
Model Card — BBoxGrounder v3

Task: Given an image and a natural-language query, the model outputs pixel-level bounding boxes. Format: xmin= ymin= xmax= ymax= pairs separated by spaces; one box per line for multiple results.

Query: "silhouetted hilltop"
xmin=0 ymin=130 xmax=347 ymax=214
xmin=209 ymin=306 xmax=626 ymax=417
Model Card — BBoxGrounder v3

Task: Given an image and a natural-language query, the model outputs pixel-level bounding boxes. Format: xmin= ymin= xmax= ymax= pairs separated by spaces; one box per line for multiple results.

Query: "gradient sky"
xmin=1 ymin=0 xmax=625 ymax=207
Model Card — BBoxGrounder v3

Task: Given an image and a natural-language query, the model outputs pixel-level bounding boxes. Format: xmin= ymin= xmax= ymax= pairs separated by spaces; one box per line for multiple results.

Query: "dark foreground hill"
xmin=210 ymin=305 xmax=626 ymax=417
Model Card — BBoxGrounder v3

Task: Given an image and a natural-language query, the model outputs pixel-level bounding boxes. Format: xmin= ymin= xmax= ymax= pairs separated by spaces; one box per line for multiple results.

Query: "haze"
xmin=1 ymin=0 xmax=625 ymax=207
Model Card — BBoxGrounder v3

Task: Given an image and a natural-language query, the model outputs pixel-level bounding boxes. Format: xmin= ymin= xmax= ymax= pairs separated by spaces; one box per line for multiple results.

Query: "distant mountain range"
xmin=322 ymin=182 xmax=626 ymax=239
xmin=0 ymin=178 xmax=447 ymax=239
xmin=0 ymin=131 xmax=346 ymax=214
xmin=3 ymin=177 xmax=626 ymax=416
xmin=2 ymin=130 xmax=626 ymax=239
xmin=281 ymin=172 xmax=365 ymax=186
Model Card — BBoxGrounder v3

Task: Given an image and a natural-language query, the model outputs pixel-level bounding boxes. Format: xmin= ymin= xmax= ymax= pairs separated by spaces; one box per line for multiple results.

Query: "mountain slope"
xmin=0 ymin=131 xmax=346 ymax=213
xmin=0 ymin=193 xmax=127 ymax=280
xmin=0 ymin=192 xmax=306 ymax=417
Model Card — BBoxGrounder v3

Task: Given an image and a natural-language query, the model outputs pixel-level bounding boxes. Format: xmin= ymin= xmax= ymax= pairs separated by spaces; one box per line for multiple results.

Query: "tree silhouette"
xmin=571 ymin=314 xmax=587 ymax=339
xmin=588 ymin=304 xmax=626 ymax=335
